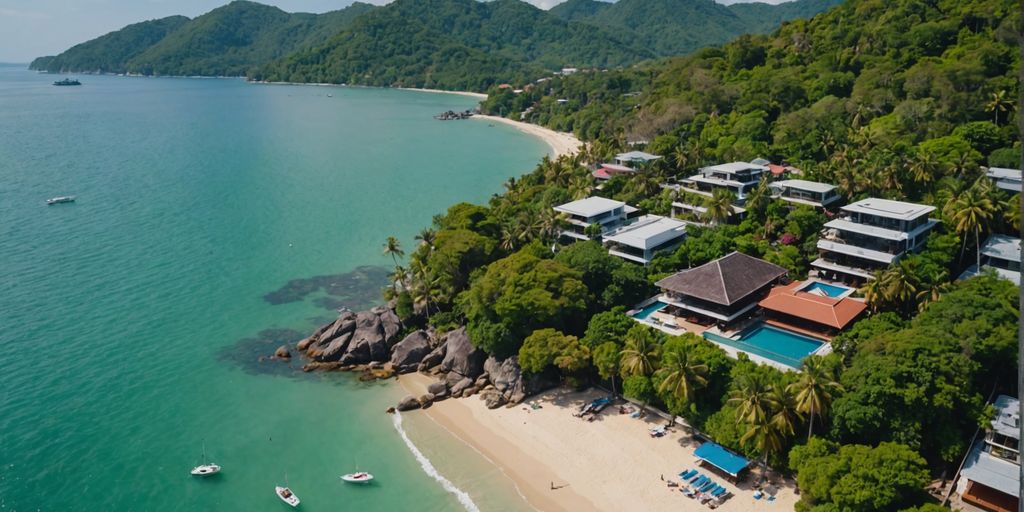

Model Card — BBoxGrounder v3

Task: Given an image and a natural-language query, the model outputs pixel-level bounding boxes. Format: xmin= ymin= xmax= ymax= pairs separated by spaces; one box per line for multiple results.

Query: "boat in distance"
xmin=53 ymin=78 xmax=81 ymax=86
xmin=340 ymin=471 xmax=374 ymax=484
xmin=46 ymin=196 xmax=75 ymax=205
xmin=275 ymin=486 xmax=300 ymax=507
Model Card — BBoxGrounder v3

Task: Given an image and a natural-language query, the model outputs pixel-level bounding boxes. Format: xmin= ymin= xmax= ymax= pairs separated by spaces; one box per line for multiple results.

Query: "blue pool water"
xmin=801 ymin=281 xmax=851 ymax=298
xmin=632 ymin=301 xmax=667 ymax=320
xmin=704 ymin=325 xmax=823 ymax=369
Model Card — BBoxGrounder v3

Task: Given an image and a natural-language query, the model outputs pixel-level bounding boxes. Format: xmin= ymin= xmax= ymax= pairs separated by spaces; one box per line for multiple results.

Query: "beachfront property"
xmin=985 ymin=167 xmax=1023 ymax=193
xmin=812 ymin=198 xmax=939 ymax=284
xmin=670 ymin=161 xmax=767 ymax=221
xmin=955 ymin=395 xmax=1020 ymax=512
xmin=768 ymin=179 xmax=841 ymax=209
xmin=757 ymin=280 xmax=866 ymax=339
xmin=958 ymin=234 xmax=1022 ymax=285
xmin=553 ymin=196 xmax=638 ymax=241
xmin=602 ymin=215 xmax=688 ymax=265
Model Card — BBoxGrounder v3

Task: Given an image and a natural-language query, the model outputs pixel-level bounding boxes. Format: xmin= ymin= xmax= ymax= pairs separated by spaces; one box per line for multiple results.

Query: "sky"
xmin=0 ymin=0 xmax=790 ymax=63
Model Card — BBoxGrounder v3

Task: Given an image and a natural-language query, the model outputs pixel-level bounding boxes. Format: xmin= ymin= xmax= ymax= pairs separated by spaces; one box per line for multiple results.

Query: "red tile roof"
xmin=758 ymin=281 xmax=866 ymax=329
xmin=768 ymin=164 xmax=786 ymax=176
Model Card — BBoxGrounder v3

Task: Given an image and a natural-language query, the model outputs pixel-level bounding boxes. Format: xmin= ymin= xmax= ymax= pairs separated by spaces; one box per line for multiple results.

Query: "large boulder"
xmin=420 ymin=343 xmax=447 ymax=369
xmin=340 ymin=311 xmax=387 ymax=364
xmin=311 ymin=331 xmax=353 ymax=362
xmin=440 ymin=327 xmax=485 ymax=379
xmin=376 ymin=307 xmax=403 ymax=347
xmin=481 ymin=390 xmax=506 ymax=409
xmin=274 ymin=345 xmax=291 ymax=359
xmin=397 ymin=395 xmax=421 ymax=411
xmin=418 ymin=393 xmax=435 ymax=409
xmin=484 ymin=356 xmax=522 ymax=394
xmin=427 ymin=381 xmax=448 ymax=397
xmin=390 ymin=331 xmax=432 ymax=373
xmin=450 ymin=377 xmax=475 ymax=397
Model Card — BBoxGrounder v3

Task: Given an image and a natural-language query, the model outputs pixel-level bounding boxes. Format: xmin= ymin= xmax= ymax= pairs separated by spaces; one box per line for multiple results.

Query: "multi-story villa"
xmin=553 ymin=196 xmax=637 ymax=241
xmin=958 ymin=234 xmax=1022 ymax=285
xmin=812 ymin=198 xmax=939 ymax=283
xmin=602 ymin=215 xmax=688 ymax=265
xmin=956 ymin=395 xmax=1019 ymax=512
xmin=986 ymin=167 xmax=1022 ymax=193
xmin=769 ymin=179 xmax=841 ymax=209
xmin=670 ymin=162 xmax=767 ymax=220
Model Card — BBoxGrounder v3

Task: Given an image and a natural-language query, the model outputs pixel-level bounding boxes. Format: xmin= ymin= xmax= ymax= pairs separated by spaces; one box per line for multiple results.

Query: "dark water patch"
xmin=263 ymin=265 xmax=390 ymax=312
xmin=217 ymin=328 xmax=308 ymax=377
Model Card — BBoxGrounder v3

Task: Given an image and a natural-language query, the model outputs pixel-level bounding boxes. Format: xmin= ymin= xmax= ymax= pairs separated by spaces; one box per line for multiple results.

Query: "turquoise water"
xmin=631 ymin=301 xmax=667 ymax=320
xmin=800 ymin=281 xmax=851 ymax=298
xmin=704 ymin=325 xmax=823 ymax=369
xmin=0 ymin=65 xmax=543 ymax=511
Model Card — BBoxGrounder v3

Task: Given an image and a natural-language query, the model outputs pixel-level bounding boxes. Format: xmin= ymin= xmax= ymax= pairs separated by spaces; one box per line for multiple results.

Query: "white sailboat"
xmin=340 ymin=471 xmax=374 ymax=484
xmin=276 ymin=473 xmax=300 ymax=507
xmin=190 ymin=442 xmax=221 ymax=476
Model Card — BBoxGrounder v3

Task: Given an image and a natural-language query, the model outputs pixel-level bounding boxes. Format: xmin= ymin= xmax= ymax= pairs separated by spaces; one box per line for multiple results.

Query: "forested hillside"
xmin=29 ymin=16 xmax=189 ymax=73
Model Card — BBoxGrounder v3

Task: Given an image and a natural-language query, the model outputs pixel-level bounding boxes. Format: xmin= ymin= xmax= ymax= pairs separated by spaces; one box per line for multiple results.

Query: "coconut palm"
xmin=787 ymin=355 xmax=842 ymax=439
xmin=703 ymin=188 xmax=736 ymax=225
xmin=908 ymin=151 xmax=941 ymax=187
xmin=744 ymin=178 xmax=772 ymax=221
xmin=915 ymin=273 xmax=951 ymax=312
xmin=740 ymin=412 xmax=785 ymax=484
xmin=655 ymin=346 xmax=708 ymax=405
xmin=383 ymin=236 xmax=404 ymax=266
xmin=500 ymin=216 xmax=530 ymax=252
xmin=727 ymin=374 xmax=772 ymax=425
xmin=880 ymin=261 xmax=921 ymax=316
xmin=619 ymin=331 xmax=660 ymax=378
xmin=389 ymin=265 xmax=407 ymax=293
xmin=859 ymin=271 xmax=887 ymax=313
xmin=569 ymin=173 xmax=594 ymax=200
xmin=985 ymin=89 xmax=1014 ymax=125
xmin=415 ymin=228 xmax=437 ymax=249
xmin=628 ymin=172 xmax=662 ymax=199
xmin=768 ymin=385 xmax=803 ymax=439
xmin=534 ymin=208 xmax=568 ymax=244
xmin=946 ymin=185 xmax=996 ymax=270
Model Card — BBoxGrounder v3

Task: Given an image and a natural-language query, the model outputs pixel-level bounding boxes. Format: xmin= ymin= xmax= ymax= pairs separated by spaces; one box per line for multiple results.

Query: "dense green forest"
xmin=31 ymin=0 xmax=838 ymax=88
xmin=378 ymin=0 xmax=1020 ymax=510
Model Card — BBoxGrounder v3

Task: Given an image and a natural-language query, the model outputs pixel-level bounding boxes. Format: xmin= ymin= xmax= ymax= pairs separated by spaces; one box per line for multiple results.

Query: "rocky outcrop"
xmin=450 ymin=377 xmax=475 ymax=397
xmin=298 ymin=307 xmax=404 ymax=364
xmin=275 ymin=345 xmax=291 ymax=359
xmin=427 ymin=381 xmax=448 ymax=399
xmin=419 ymin=343 xmax=446 ymax=371
xmin=418 ymin=393 xmax=435 ymax=409
xmin=397 ymin=395 xmax=421 ymax=411
xmin=390 ymin=331 xmax=431 ymax=373
xmin=440 ymin=327 xmax=485 ymax=380
xmin=481 ymin=389 xmax=506 ymax=409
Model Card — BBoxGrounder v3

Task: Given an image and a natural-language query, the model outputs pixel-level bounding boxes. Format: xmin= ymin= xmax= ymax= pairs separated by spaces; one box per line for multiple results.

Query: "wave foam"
xmin=392 ymin=411 xmax=481 ymax=512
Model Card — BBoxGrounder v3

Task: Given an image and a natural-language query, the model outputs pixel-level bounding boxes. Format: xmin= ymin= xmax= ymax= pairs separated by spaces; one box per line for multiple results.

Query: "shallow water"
xmin=0 ymin=65 xmax=544 ymax=511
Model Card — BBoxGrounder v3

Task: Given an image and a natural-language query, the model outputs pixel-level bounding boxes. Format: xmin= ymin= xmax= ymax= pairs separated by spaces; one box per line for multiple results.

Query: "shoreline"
xmin=471 ymin=115 xmax=582 ymax=158
xmin=398 ymin=372 xmax=797 ymax=512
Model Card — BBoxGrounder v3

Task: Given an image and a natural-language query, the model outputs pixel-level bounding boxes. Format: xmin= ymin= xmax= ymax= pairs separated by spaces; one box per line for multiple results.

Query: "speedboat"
xmin=275 ymin=486 xmax=300 ymax=507
xmin=190 ymin=463 xmax=221 ymax=476
xmin=46 ymin=196 xmax=75 ymax=205
xmin=340 ymin=471 xmax=374 ymax=484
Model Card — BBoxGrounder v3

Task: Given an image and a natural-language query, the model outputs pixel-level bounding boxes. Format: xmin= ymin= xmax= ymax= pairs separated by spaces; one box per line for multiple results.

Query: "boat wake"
xmin=392 ymin=411 xmax=481 ymax=512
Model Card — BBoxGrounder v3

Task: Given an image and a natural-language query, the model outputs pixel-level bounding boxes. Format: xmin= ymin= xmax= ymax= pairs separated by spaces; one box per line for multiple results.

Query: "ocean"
xmin=0 ymin=64 xmax=542 ymax=511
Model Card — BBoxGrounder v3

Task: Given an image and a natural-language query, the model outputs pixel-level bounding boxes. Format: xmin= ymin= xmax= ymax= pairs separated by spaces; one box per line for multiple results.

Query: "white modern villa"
xmin=986 ymin=167 xmax=1023 ymax=193
xmin=553 ymin=196 xmax=637 ymax=241
xmin=958 ymin=234 xmax=1022 ymax=285
xmin=614 ymin=150 xmax=662 ymax=168
xmin=955 ymin=395 xmax=1019 ymax=512
xmin=769 ymin=179 xmax=842 ymax=209
xmin=670 ymin=161 xmax=767 ymax=220
xmin=602 ymin=215 xmax=688 ymax=265
xmin=812 ymin=198 xmax=939 ymax=283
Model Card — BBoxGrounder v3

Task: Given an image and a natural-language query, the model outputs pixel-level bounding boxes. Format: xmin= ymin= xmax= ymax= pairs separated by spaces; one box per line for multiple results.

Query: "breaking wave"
xmin=392 ymin=411 xmax=481 ymax=512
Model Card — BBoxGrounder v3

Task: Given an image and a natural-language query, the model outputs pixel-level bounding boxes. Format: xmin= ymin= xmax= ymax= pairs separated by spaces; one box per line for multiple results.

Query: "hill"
xmin=251 ymin=0 xmax=652 ymax=90
xmin=29 ymin=16 xmax=190 ymax=73
xmin=548 ymin=0 xmax=612 ymax=22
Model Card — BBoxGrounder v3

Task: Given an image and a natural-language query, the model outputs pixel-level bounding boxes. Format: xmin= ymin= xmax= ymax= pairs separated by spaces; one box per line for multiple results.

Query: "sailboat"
xmin=275 ymin=473 xmax=300 ymax=507
xmin=190 ymin=442 xmax=221 ymax=476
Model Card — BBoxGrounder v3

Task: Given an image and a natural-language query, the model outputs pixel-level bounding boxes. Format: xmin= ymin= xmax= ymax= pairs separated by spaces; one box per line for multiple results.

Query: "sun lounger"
xmin=753 ymin=490 xmax=763 ymax=500
xmin=711 ymin=486 xmax=727 ymax=497
xmin=688 ymin=472 xmax=703 ymax=483
xmin=700 ymin=481 xmax=716 ymax=492
xmin=679 ymin=469 xmax=697 ymax=479
xmin=692 ymin=475 xmax=708 ymax=487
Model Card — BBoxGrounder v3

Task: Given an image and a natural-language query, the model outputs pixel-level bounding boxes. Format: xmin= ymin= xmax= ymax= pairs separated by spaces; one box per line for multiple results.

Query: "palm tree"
xmin=946 ymin=185 xmax=995 ymax=270
xmin=739 ymin=414 xmax=784 ymax=485
xmin=915 ymin=274 xmax=951 ymax=312
xmin=534 ymin=209 xmax=568 ymax=244
xmin=569 ymin=173 xmax=594 ymax=200
xmin=672 ymin=144 xmax=690 ymax=176
xmin=619 ymin=331 xmax=660 ymax=378
xmin=744 ymin=178 xmax=772 ymax=221
xmin=628 ymin=172 xmax=662 ymax=199
xmin=389 ymin=265 xmax=407 ymax=293
xmin=908 ymin=151 xmax=941 ymax=187
xmin=656 ymin=347 xmax=708 ymax=405
xmin=383 ymin=236 xmax=404 ymax=266
xmin=985 ymin=89 xmax=1014 ymax=125
xmin=768 ymin=385 xmax=802 ymax=440
xmin=859 ymin=271 xmax=887 ymax=313
xmin=787 ymin=356 xmax=842 ymax=439
xmin=727 ymin=374 xmax=772 ymax=425
xmin=703 ymin=188 xmax=736 ymax=225
xmin=880 ymin=262 xmax=920 ymax=316
xmin=414 ymin=228 xmax=437 ymax=249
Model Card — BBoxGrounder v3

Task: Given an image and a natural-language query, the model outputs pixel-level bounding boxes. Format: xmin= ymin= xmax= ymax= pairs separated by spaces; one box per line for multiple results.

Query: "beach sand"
xmin=472 ymin=115 xmax=582 ymax=158
xmin=400 ymin=372 xmax=797 ymax=512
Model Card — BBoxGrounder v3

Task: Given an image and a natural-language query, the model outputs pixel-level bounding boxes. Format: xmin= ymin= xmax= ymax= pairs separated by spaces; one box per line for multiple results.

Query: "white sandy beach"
xmin=396 ymin=87 xmax=489 ymax=100
xmin=472 ymin=114 xmax=583 ymax=158
xmin=400 ymin=373 xmax=797 ymax=512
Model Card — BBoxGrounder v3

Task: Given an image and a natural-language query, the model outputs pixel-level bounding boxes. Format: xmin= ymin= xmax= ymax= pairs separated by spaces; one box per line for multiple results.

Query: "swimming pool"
xmin=632 ymin=301 xmax=667 ymax=320
xmin=800 ymin=281 xmax=852 ymax=298
xmin=704 ymin=324 xmax=823 ymax=369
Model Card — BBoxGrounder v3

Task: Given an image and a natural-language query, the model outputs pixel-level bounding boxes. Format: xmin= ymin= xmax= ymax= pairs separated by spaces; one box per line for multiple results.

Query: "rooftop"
xmin=554 ymin=196 xmax=626 ymax=218
xmin=758 ymin=281 xmax=867 ymax=330
xmin=961 ymin=442 xmax=1020 ymax=498
xmin=992 ymin=395 xmax=1019 ymax=439
xmin=987 ymin=167 xmax=1023 ymax=181
xmin=615 ymin=150 xmax=661 ymax=162
xmin=982 ymin=235 xmax=1022 ymax=263
xmin=600 ymin=163 xmax=636 ymax=173
xmin=604 ymin=215 xmax=687 ymax=250
xmin=771 ymin=179 xmax=837 ymax=194
xmin=841 ymin=198 xmax=936 ymax=221
xmin=655 ymin=252 xmax=788 ymax=306
xmin=702 ymin=162 xmax=769 ymax=175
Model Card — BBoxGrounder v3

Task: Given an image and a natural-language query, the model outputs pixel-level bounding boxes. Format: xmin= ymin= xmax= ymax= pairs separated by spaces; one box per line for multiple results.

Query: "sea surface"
xmin=0 ymin=65 xmax=544 ymax=511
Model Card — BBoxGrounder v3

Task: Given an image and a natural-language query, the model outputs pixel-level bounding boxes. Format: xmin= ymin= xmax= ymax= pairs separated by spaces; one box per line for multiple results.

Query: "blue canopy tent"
xmin=693 ymin=442 xmax=750 ymax=478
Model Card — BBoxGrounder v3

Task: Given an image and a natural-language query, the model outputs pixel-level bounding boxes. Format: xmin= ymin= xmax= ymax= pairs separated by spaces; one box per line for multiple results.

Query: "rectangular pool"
xmin=704 ymin=324 xmax=823 ymax=369
xmin=800 ymin=281 xmax=852 ymax=298
xmin=631 ymin=301 xmax=667 ymax=321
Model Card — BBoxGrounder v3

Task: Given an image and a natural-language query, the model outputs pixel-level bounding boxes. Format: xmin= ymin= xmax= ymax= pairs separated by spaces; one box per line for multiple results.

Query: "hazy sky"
xmin=0 ymin=0 xmax=789 ymax=63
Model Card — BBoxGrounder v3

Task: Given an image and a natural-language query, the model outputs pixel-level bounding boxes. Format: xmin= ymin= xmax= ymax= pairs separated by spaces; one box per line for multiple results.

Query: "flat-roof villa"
xmin=593 ymin=151 xmax=662 ymax=181
xmin=553 ymin=196 xmax=638 ymax=241
xmin=769 ymin=179 xmax=841 ymax=209
xmin=958 ymin=234 xmax=1022 ymax=286
xmin=956 ymin=394 xmax=1019 ymax=512
xmin=602 ymin=215 xmax=688 ymax=265
xmin=670 ymin=161 xmax=766 ymax=221
xmin=813 ymin=198 xmax=939 ymax=284
xmin=986 ymin=167 xmax=1022 ymax=193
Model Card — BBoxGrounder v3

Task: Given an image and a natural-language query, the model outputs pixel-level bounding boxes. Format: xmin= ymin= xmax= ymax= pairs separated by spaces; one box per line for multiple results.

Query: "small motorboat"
xmin=190 ymin=441 xmax=220 ymax=476
xmin=46 ymin=196 xmax=75 ymax=205
xmin=275 ymin=486 xmax=300 ymax=507
xmin=340 ymin=471 xmax=374 ymax=484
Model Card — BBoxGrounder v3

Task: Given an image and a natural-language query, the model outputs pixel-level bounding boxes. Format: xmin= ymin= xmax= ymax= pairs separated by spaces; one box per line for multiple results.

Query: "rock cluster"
xmin=293 ymin=306 xmax=555 ymax=412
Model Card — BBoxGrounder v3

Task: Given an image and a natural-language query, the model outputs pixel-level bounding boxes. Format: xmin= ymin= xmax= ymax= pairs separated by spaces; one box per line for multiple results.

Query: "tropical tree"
xmin=727 ymin=374 xmax=772 ymax=425
xmin=744 ymin=178 xmax=772 ymax=221
xmin=739 ymin=407 xmax=783 ymax=483
xmin=655 ymin=345 xmax=708 ymax=406
xmin=619 ymin=326 xmax=661 ymax=378
xmin=593 ymin=342 xmax=621 ymax=396
xmin=568 ymin=173 xmax=594 ymax=200
xmin=703 ymin=188 xmax=736 ymax=225
xmin=383 ymin=236 xmax=404 ymax=266
xmin=985 ymin=89 xmax=1014 ymax=125
xmin=879 ymin=261 xmax=921 ymax=316
xmin=787 ymin=355 xmax=842 ymax=439
xmin=415 ymin=228 xmax=437 ymax=249
xmin=768 ymin=385 xmax=803 ymax=439
xmin=908 ymin=151 xmax=941 ymax=187
xmin=534 ymin=208 xmax=568 ymax=244
xmin=945 ymin=184 xmax=995 ymax=269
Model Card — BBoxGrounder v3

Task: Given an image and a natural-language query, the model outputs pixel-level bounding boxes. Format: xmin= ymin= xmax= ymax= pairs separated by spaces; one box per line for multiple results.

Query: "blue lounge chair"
xmin=711 ymin=486 xmax=727 ymax=497
xmin=692 ymin=475 xmax=708 ymax=486
xmin=688 ymin=473 xmax=703 ymax=483
xmin=679 ymin=469 xmax=697 ymax=479
xmin=700 ymin=480 xmax=716 ymax=492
